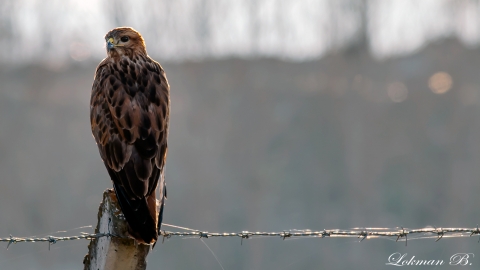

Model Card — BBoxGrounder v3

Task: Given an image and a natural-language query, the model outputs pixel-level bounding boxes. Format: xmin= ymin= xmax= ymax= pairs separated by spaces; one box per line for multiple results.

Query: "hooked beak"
xmin=107 ymin=37 xmax=115 ymax=50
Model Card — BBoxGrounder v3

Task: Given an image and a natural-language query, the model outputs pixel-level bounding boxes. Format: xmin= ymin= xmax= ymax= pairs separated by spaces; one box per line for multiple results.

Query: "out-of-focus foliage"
xmin=1 ymin=0 xmax=480 ymax=62
xmin=1 ymin=1 xmax=480 ymax=269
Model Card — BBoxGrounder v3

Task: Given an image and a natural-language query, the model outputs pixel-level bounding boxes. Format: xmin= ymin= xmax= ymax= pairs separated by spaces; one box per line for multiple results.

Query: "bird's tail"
xmin=113 ymin=183 xmax=158 ymax=244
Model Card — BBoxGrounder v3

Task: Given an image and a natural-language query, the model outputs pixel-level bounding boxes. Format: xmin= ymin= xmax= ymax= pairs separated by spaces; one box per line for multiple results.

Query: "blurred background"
xmin=1 ymin=0 xmax=480 ymax=269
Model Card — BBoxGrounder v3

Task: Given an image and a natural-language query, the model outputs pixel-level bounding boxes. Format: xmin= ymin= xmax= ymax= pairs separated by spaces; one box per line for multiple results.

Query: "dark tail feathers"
xmin=113 ymin=183 xmax=158 ymax=244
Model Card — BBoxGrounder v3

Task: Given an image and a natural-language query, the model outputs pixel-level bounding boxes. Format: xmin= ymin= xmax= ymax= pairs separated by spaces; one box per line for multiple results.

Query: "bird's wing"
xmin=90 ymin=57 xmax=169 ymax=243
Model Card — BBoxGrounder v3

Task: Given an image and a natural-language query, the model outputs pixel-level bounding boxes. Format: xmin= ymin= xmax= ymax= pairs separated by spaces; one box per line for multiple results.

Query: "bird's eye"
xmin=121 ymin=36 xmax=129 ymax=42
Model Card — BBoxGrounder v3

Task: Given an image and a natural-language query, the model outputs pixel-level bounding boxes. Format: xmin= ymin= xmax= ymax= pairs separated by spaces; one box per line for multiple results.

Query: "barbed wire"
xmin=0 ymin=233 xmax=113 ymax=250
xmin=2 ymin=225 xmax=480 ymax=250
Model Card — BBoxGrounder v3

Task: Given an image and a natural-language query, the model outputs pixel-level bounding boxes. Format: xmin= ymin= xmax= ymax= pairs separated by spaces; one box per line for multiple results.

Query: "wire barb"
xmin=469 ymin=224 xmax=480 ymax=243
xmin=434 ymin=227 xmax=444 ymax=242
xmin=282 ymin=231 xmax=292 ymax=240
xmin=161 ymin=230 xmax=171 ymax=244
xmin=199 ymin=231 xmax=209 ymax=239
xmin=6 ymin=234 xmax=15 ymax=250
xmin=396 ymin=227 xmax=407 ymax=246
xmin=48 ymin=236 xmax=57 ymax=250
xmin=359 ymin=230 xmax=368 ymax=242
xmin=239 ymin=231 xmax=251 ymax=245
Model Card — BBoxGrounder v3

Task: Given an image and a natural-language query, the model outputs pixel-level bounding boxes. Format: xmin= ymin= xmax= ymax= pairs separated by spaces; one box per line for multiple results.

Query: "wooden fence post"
xmin=83 ymin=189 xmax=151 ymax=270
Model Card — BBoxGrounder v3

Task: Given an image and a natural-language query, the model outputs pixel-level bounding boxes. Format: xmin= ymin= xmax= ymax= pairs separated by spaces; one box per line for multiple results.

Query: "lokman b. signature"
xmin=386 ymin=252 xmax=474 ymax=266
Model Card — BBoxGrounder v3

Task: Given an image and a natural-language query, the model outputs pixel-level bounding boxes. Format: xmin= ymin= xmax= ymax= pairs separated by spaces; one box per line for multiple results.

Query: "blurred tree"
xmin=0 ymin=0 xmax=478 ymax=62
xmin=343 ymin=0 xmax=369 ymax=54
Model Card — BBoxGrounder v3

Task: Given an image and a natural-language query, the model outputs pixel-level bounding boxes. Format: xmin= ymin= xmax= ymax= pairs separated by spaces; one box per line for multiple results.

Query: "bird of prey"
xmin=90 ymin=27 xmax=169 ymax=244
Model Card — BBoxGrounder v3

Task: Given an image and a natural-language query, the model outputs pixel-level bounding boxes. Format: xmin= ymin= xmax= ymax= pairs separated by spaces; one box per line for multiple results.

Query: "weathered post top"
xmin=83 ymin=189 xmax=151 ymax=270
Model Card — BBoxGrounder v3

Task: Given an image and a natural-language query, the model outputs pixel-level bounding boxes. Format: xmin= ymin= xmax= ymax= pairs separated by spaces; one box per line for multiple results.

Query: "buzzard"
xmin=90 ymin=27 xmax=169 ymax=244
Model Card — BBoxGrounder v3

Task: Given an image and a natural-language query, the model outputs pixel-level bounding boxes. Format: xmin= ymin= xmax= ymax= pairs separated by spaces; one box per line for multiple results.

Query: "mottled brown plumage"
xmin=90 ymin=27 xmax=169 ymax=244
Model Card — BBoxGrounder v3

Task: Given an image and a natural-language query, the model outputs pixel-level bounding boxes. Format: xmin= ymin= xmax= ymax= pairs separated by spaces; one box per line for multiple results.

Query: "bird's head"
xmin=104 ymin=27 xmax=147 ymax=59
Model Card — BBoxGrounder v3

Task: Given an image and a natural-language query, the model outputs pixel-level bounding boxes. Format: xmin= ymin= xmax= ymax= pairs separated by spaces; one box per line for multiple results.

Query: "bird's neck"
xmin=108 ymin=49 xmax=147 ymax=62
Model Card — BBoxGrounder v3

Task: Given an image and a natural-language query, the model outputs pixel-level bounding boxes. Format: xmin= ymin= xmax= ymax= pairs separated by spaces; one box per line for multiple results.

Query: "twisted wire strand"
xmin=2 ymin=226 xmax=480 ymax=249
